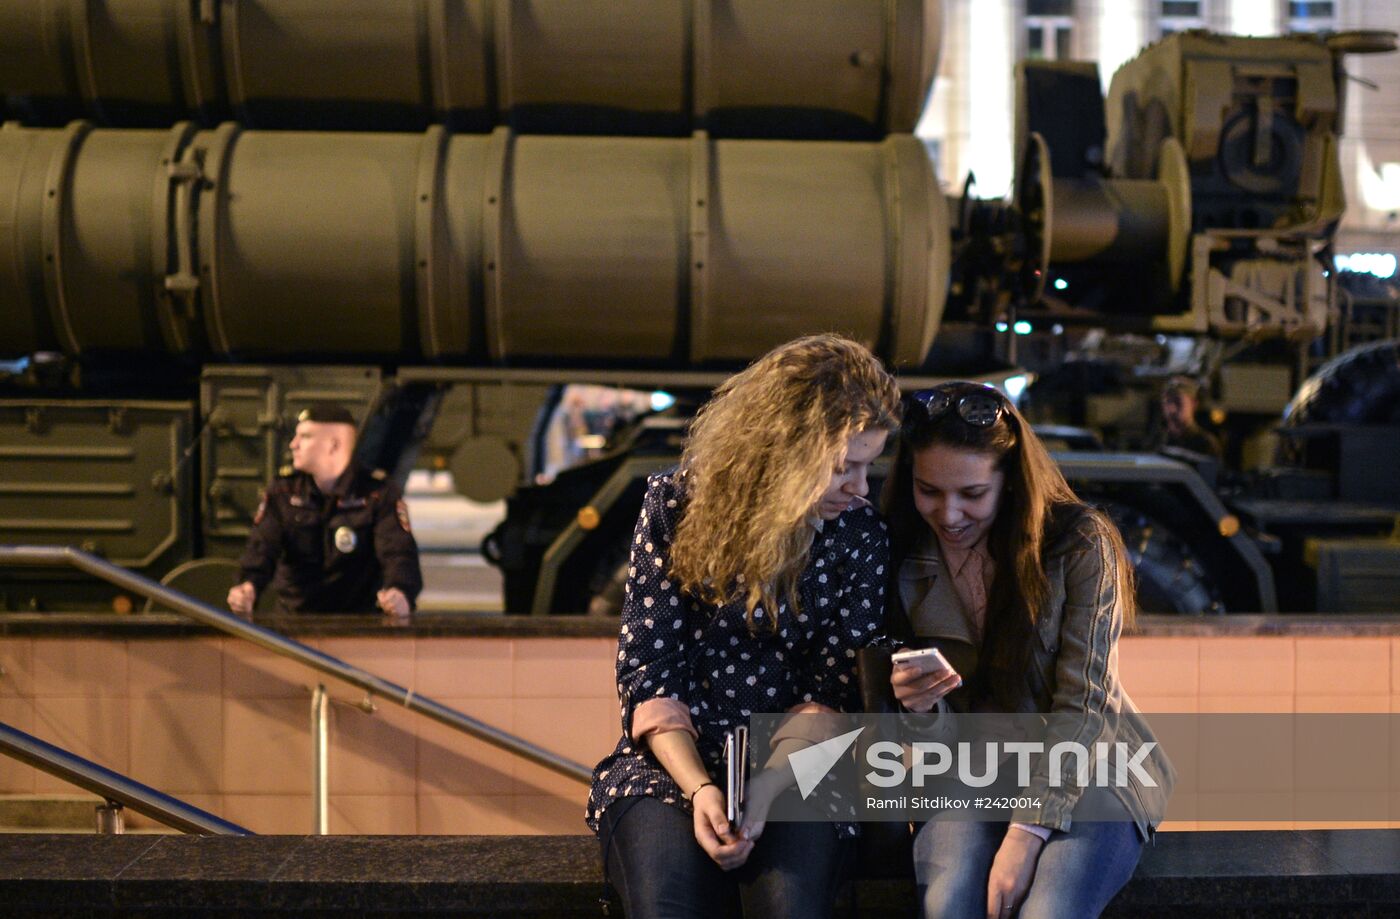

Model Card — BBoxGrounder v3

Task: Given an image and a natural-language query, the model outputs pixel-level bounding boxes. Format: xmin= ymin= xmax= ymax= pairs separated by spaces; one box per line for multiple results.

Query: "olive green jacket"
xmin=895 ymin=510 xmax=1175 ymax=839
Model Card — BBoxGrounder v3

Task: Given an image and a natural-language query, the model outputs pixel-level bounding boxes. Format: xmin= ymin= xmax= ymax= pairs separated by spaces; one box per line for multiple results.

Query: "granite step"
xmin=0 ymin=830 xmax=1396 ymax=917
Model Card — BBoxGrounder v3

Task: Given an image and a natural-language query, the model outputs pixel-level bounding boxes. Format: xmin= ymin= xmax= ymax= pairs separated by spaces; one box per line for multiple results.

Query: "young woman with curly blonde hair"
xmin=587 ymin=333 xmax=902 ymax=919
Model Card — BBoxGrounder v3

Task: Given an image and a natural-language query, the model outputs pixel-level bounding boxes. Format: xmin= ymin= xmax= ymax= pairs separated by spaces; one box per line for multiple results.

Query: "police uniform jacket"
xmin=238 ymin=463 xmax=422 ymax=613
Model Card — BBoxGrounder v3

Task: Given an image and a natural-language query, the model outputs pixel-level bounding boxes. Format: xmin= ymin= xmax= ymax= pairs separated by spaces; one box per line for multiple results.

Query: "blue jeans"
xmin=914 ymin=817 xmax=1142 ymax=919
xmin=600 ymin=795 xmax=852 ymax=919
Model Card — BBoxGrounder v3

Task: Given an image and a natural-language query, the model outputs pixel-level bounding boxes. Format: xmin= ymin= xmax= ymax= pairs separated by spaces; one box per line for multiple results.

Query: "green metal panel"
xmin=0 ymin=400 xmax=192 ymax=569
xmin=1311 ymin=539 xmax=1400 ymax=613
xmin=0 ymin=123 xmax=65 ymax=355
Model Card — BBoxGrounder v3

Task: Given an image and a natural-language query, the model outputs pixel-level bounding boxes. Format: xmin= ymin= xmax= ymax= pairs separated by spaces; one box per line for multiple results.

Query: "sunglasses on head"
xmin=909 ymin=384 xmax=1006 ymax=428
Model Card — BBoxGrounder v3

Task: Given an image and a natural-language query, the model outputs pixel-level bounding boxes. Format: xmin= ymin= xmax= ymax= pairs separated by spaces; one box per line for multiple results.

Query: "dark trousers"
xmin=600 ymin=795 xmax=853 ymax=919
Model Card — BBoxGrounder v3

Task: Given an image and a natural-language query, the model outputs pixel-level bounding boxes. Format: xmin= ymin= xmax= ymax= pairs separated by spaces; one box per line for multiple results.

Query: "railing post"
xmin=95 ymin=799 xmax=125 ymax=834
xmin=311 ymin=683 xmax=329 ymax=834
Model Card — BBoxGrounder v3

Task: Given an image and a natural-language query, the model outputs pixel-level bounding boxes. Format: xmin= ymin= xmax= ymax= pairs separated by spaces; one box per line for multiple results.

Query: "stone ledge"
xmin=0 ymin=830 xmax=1396 ymax=917
xmin=4 ymin=612 xmax=1400 ymax=639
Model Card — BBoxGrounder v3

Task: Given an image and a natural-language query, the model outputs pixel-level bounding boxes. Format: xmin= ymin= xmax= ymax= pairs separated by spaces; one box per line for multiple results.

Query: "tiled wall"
xmin=1117 ymin=636 xmax=1400 ymax=831
xmin=1 ymin=634 xmax=1397 ymax=834
xmin=0 ymin=635 xmax=617 ymax=835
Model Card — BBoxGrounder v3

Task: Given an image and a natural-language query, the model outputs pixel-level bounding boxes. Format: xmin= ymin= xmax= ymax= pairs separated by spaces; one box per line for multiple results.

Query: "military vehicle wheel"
xmin=1283 ymin=338 xmax=1400 ymax=426
xmin=1102 ymin=502 xmax=1225 ymax=615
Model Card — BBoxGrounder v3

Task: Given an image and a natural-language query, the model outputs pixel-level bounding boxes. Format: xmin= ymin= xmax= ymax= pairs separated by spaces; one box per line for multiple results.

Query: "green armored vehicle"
xmin=0 ymin=1 xmax=1394 ymax=615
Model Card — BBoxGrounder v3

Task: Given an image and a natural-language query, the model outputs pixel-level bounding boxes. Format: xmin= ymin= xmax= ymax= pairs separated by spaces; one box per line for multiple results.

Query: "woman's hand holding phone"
xmin=691 ymin=783 xmax=753 ymax=870
xmin=890 ymin=646 xmax=962 ymax=713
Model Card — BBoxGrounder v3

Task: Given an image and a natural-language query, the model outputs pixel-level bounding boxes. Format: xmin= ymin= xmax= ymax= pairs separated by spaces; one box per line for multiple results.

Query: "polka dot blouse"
xmin=586 ymin=470 xmax=890 ymax=837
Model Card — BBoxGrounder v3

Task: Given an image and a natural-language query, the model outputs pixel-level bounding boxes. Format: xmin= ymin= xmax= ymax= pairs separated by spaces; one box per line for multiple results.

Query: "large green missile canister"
xmin=0 ymin=123 xmax=949 ymax=367
xmin=0 ymin=0 xmax=940 ymax=137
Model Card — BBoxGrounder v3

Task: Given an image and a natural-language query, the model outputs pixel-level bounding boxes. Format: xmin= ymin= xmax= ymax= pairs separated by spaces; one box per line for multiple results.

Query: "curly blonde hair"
xmin=668 ymin=334 xmax=901 ymax=628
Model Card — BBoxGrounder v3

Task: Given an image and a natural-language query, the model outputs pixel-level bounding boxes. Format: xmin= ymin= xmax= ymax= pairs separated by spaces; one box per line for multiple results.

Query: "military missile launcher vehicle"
xmin=0 ymin=1 xmax=1395 ymax=616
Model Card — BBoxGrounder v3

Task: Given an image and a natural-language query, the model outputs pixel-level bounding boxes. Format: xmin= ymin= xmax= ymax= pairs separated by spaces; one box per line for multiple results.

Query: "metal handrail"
xmin=0 ymin=545 xmax=593 ymax=784
xmin=0 ymin=720 xmax=251 ymax=835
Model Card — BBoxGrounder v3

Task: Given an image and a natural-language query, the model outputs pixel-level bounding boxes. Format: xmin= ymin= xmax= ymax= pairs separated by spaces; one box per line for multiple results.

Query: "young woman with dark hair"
xmin=881 ymin=382 xmax=1173 ymax=919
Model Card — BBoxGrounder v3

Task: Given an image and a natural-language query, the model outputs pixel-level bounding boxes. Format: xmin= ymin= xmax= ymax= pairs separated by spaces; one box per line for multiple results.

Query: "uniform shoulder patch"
xmin=396 ymin=499 xmax=412 ymax=533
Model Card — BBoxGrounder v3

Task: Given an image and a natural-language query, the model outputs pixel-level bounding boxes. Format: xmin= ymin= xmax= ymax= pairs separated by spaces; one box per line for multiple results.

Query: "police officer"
xmin=227 ymin=406 xmax=423 ymax=620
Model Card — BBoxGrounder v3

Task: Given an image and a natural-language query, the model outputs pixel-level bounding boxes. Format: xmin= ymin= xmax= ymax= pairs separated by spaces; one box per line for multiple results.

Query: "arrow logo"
xmin=788 ymin=727 xmax=864 ymax=800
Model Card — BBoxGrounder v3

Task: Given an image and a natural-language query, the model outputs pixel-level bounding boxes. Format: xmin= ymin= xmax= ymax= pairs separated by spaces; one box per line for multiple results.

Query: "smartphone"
xmin=890 ymin=646 xmax=955 ymax=675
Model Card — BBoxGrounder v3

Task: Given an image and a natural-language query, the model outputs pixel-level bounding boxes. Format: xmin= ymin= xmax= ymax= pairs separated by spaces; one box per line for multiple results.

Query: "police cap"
xmin=297 ymin=405 xmax=356 ymax=425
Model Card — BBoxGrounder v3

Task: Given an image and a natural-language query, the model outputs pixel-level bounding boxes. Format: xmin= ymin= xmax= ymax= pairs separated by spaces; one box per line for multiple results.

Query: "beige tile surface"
xmin=1161 ymin=791 xmax=1197 ymax=823
xmin=32 ymin=639 xmax=128 ymax=698
xmin=128 ymin=694 xmax=225 ymax=794
xmin=1147 ymin=713 xmax=1198 ymax=794
xmin=314 ymin=637 xmax=416 ymax=692
xmin=0 ymin=638 xmax=34 ymax=697
xmin=1118 ymin=637 xmax=1199 ymax=697
xmin=512 ymin=697 xmax=614 ymax=798
xmin=127 ymin=639 xmax=223 ymax=698
xmin=223 ymin=794 xmax=313 ymax=834
xmin=1295 ymin=694 xmax=1390 ymax=713
xmin=1293 ymin=793 xmax=1391 ymax=825
xmin=1295 ymin=638 xmax=1390 ymax=696
xmin=1196 ymin=715 xmax=1292 ymax=793
xmin=1392 ymin=638 xmax=1400 ymax=693
xmin=32 ymin=696 xmax=129 ymax=793
xmin=1292 ymin=715 xmax=1391 ymax=801
xmin=1195 ymin=818 xmax=1294 ymax=831
xmin=513 ymin=638 xmax=616 ymax=700
xmin=1198 ymin=694 xmax=1293 ymax=713
xmin=327 ymin=700 xmax=418 ymax=796
xmin=222 ymin=697 xmax=313 ymax=794
xmin=1194 ymin=792 xmax=1294 ymax=824
xmin=1392 ymin=725 xmax=1400 ymax=818
xmin=417 ymin=794 xmax=518 ymax=835
xmin=0 ymin=696 xmax=37 ymax=792
xmin=415 ymin=638 xmax=513 ymax=698
xmin=416 ymin=697 xmax=517 ymax=796
xmin=38 ymin=632 xmax=1400 ymax=837
xmin=1128 ymin=694 xmax=1198 ymax=713
xmin=512 ymin=792 xmax=591 ymax=835
xmin=222 ymin=640 xmax=317 ymax=699
xmin=1198 ymin=637 xmax=1293 ymax=697
xmin=329 ymin=794 xmax=418 ymax=834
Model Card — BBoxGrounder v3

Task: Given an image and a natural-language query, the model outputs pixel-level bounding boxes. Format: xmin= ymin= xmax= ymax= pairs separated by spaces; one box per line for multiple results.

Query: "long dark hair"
xmin=881 ymin=383 xmax=1135 ymax=707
